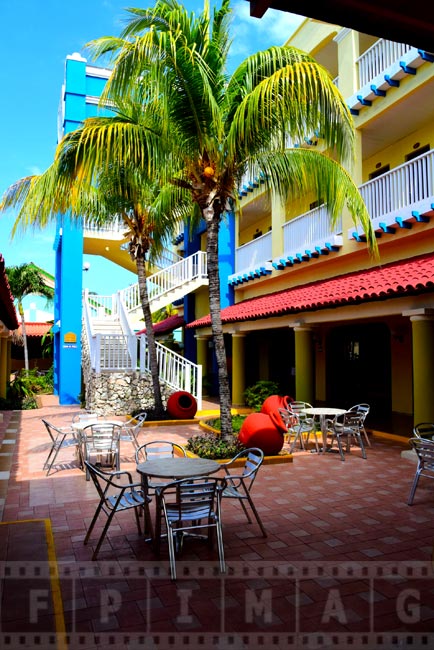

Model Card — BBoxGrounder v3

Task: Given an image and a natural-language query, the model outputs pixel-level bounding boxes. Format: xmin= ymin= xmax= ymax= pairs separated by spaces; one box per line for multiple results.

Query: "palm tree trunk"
xmin=205 ymin=212 xmax=233 ymax=439
xmin=136 ymin=256 xmax=165 ymax=416
xmin=18 ymin=302 xmax=29 ymax=373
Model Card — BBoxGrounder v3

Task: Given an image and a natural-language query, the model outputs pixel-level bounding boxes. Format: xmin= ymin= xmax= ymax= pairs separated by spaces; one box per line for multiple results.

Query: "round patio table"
xmin=302 ymin=407 xmax=347 ymax=453
xmin=136 ymin=457 xmax=221 ymax=545
xmin=137 ymin=456 xmax=220 ymax=481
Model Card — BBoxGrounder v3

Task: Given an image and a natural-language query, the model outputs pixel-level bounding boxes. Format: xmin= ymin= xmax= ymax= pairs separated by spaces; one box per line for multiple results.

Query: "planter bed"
xmin=131 ymin=412 xmax=293 ymax=464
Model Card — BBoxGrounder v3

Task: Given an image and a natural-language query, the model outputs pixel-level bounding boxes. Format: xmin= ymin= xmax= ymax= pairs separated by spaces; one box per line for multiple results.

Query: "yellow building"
xmin=187 ymin=18 xmax=434 ymax=432
xmin=0 ymin=255 xmax=19 ymax=399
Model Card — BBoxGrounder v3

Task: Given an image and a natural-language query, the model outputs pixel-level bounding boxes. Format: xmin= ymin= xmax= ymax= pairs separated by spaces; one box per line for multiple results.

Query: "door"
xmin=326 ymin=323 xmax=391 ymax=419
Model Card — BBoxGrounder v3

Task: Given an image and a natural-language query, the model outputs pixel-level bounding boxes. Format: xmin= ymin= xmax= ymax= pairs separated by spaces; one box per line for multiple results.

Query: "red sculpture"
xmin=239 ymin=412 xmax=284 ymax=456
xmin=261 ymin=394 xmax=293 ymax=433
xmin=166 ymin=391 xmax=198 ymax=419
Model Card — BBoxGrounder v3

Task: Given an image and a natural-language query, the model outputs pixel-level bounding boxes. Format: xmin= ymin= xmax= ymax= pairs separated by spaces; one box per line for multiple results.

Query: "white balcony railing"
xmin=357 ymin=39 xmax=412 ymax=88
xmin=358 ymin=150 xmax=434 ymax=226
xmin=235 ymin=231 xmax=272 ymax=274
xmin=282 ymin=205 xmax=342 ymax=254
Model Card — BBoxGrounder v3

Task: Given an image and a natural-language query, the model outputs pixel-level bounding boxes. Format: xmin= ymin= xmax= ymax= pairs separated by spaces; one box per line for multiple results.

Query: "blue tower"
xmin=54 ymin=54 xmax=112 ymax=404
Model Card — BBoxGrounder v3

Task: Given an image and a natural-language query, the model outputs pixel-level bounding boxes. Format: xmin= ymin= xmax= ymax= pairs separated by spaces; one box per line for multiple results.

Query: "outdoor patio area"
xmin=1 ymin=400 xmax=434 ymax=650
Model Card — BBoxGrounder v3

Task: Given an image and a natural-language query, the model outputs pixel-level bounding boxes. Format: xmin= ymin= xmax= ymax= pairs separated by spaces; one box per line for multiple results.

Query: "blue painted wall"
xmin=54 ymin=55 xmax=111 ymax=404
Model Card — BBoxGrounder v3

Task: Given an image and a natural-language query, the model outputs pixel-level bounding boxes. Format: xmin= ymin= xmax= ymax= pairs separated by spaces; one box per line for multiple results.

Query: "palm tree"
xmin=72 ymin=0 xmax=376 ymax=437
xmin=5 ymin=263 xmax=54 ymax=373
xmin=1 ymin=152 xmax=191 ymax=416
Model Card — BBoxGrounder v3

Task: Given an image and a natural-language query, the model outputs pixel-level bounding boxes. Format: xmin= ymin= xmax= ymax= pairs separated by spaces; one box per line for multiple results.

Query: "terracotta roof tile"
xmin=187 ymin=252 xmax=434 ymax=329
xmin=17 ymin=322 xmax=52 ymax=337
xmin=136 ymin=314 xmax=185 ymax=335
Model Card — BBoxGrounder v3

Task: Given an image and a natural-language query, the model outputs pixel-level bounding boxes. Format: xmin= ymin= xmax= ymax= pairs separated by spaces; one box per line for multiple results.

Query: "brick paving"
xmin=1 ymin=401 xmax=434 ymax=649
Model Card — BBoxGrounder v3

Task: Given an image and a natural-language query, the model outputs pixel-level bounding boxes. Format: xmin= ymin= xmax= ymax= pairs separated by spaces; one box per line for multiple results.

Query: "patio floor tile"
xmin=1 ymin=402 xmax=434 ymax=648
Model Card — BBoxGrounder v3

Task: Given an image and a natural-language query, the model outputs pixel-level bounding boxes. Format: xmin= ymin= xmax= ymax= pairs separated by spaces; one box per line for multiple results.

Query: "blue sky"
xmin=0 ymin=0 xmax=304 ymax=306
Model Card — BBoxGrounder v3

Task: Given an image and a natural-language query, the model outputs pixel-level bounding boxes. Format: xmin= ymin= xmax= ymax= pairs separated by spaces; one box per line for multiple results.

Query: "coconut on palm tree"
xmin=6 ymin=263 xmax=54 ymax=373
xmin=73 ymin=0 xmax=376 ymax=436
xmin=1 ymin=0 xmax=377 ymax=435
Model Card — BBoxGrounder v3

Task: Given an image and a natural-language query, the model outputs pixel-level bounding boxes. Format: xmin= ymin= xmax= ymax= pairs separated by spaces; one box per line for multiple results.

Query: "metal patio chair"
xmin=219 ymin=447 xmax=267 ymax=537
xmin=42 ymin=419 xmax=81 ymax=476
xmin=80 ymin=422 xmax=122 ymax=480
xmin=327 ymin=410 xmax=367 ymax=461
xmin=120 ymin=411 xmax=148 ymax=450
xmin=407 ymin=437 xmax=434 ymax=505
xmin=154 ymin=476 xmax=227 ymax=580
xmin=347 ymin=403 xmax=371 ymax=447
xmin=83 ymin=461 xmax=151 ymax=560
xmin=413 ymin=423 xmax=434 ymax=441
xmin=135 ymin=440 xmax=187 ymax=495
xmin=279 ymin=403 xmax=319 ymax=452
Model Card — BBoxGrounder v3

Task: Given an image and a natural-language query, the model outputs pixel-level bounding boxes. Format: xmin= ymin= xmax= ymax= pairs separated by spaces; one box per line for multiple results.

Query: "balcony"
xmin=229 ymin=206 xmax=343 ymax=285
xmin=350 ymin=149 xmax=434 ymax=241
xmin=232 ymin=151 xmax=434 ymax=285
xmin=347 ymin=39 xmax=434 ymax=114
xmin=228 ymin=232 xmax=273 ymax=285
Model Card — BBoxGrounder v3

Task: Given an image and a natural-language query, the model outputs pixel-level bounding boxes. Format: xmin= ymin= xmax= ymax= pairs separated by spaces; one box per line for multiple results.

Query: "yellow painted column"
xmin=231 ymin=333 xmax=246 ymax=406
xmin=6 ymin=339 xmax=11 ymax=381
xmin=410 ymin=315 xmax=434 ymax=424
xmin=271 ymin=194 xmax=286 ymax=260
xmin=195 ymin=335 xmax=209 ymax=395
xmin=0 ymin=336 xmax=7 ymax=399
xmin=294 ymin=326 xmax=314 ymax=404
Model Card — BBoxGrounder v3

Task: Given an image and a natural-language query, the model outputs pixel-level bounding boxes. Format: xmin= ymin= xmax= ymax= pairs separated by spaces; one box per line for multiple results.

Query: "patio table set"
xmin=40 ymin=411 xmax=267 ymax=580
xmin=278 ymin=401 xmax=371 ymax=460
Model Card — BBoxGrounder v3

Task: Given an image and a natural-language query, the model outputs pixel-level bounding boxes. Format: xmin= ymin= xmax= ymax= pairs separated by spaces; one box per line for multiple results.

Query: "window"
xmin=405 ymin=144 xmax=429 ymax=163
xmin=369 ymin=165 xmax=390 ymax=180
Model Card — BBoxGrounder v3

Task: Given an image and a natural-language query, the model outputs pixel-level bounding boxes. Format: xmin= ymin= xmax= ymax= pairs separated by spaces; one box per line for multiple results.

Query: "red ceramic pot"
xmin=166 ymin=391 xmax=198 ymax=419
xmin=238 ymin=412 xmax=284 ymax=456
xmin=260 ymin=395 xmax=293 ymax=433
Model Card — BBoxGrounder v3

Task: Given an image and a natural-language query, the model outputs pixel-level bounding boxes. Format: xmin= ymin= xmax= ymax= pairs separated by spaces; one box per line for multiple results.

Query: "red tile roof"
xmin=136 ymin=315 xmax=185 ymax=335
xmin=187 ymin=252 xmax=434 ymax=329
xmin=17 ymin=322 xmax=52 ymax=337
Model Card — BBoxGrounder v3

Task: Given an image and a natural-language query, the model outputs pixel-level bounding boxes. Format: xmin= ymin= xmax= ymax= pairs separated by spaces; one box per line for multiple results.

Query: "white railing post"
xmin=137 ymin=334 xmax=202 ymax=408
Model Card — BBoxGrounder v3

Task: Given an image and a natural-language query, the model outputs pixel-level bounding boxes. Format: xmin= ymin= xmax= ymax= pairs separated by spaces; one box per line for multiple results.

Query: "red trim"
xmin=0 ymin=254 xmax=19 ymax=330
xmin=136 ymin=314 xmax=185 ymax=335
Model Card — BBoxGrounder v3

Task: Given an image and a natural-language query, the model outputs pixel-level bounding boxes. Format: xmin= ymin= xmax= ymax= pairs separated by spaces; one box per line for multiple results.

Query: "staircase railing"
xmin=119 ymin=251 xmax=208 ymax=314
xmin=138 ymin=335 xmax=202 ymax=407
xmin=82 ymin=290 xmax=203 ymax=408
xmin=117 ymin=293 xmax=138 ymax=365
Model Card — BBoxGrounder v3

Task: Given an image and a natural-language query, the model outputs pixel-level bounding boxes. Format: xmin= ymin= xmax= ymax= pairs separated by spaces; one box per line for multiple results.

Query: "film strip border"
xmin=1 ymin=559 xmax=433 ymax=579
xmin=0 ymin=631 xmax=433 ymax=649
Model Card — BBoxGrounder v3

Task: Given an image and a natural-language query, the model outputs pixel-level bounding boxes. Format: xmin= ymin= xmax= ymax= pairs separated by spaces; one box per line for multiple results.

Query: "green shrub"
xmin=243 ymin=380 xmax=280 ymax=411
xmin=186 ymin=433 xmax=245 ymax=460
xmin=206 ymin=414 xmax=247 ymax=434
xmin=21 ymin=396 xmax=38 ymax=410
xmin=3 ymin=367 xmax=53 ymax=410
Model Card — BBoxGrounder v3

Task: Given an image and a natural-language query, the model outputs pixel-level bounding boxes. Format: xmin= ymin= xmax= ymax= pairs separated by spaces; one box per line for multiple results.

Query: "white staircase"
xmin=81 ymin=250 xmax=206 ymax=407
xmin=120 ymin=251 xmax=208 ymax=316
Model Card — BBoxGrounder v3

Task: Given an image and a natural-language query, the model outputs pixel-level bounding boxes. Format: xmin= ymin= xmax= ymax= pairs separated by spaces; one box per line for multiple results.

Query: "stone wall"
xmin=85 ymin=370 xmax=173 ymax=416
xmin=81 ymin=327 xmax=173 ymax=415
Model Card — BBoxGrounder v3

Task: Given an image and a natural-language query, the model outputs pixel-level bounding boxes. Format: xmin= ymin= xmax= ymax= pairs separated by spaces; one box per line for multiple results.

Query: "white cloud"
xmin=227 ymin=2 xmax=305 ymax=67
xmin=231 ymin=1 xmax=305 ymax=49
